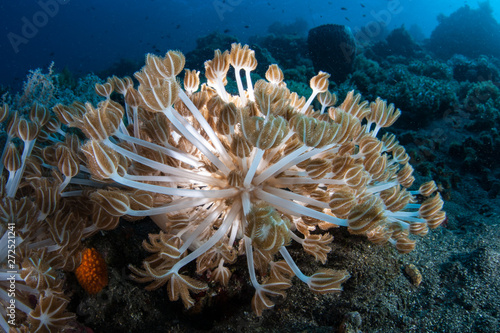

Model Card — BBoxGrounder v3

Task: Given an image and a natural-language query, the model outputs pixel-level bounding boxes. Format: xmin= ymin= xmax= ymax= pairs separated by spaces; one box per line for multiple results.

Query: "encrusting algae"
xmin=0 ymin=43 xmax=446 ymax=330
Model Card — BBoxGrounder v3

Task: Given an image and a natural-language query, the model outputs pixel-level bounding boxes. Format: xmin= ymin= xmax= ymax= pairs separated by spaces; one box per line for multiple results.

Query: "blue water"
xmin=0 ymin=0 xmax=499 ymax=87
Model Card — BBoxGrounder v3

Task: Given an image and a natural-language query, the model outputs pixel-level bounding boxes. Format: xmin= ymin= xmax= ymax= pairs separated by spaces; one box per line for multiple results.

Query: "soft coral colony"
xmin=0 ymin=43 xmax=446 ymax=330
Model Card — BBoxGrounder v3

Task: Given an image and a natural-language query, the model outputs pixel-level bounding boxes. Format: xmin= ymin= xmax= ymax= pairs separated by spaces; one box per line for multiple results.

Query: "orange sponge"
xmin=75 ymin=248 xmax=108 ymax=294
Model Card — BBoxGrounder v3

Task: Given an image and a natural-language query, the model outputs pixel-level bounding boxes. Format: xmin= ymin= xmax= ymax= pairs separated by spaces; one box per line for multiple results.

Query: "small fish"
xmin=361 ymin=3 xmax=365 ymax=8
xmin=224 ymin=29 xmax=231 ymax=33
xmin=341 ymin=7 xmax=347 ymax=10
xmin=176 ymin=24 xmax=181 ymax=29
xmin=244 ymin=25 xmax=249 ymax=28
xmin=345 ymin=17 xmax=350 ymax=21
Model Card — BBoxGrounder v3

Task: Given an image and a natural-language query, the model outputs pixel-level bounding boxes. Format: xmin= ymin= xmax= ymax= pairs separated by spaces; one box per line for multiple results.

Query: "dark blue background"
xmin=1 ymin=0 xmax=498 ymax=88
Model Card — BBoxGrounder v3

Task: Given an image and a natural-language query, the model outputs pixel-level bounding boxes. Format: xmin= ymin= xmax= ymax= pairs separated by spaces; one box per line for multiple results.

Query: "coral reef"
xmin=249 ymin=33 xmax=310 ymax=72
xmin=349 ymin=56 xmax=458 ymax=128
xmin=250 ymin=18 xmax=311 ymax=73
xmin=450 ymin=55 xmax=500 ymax=83
xmin=372 ymin=26 xmax=422 ymax=59
xmin=0 ymin=43 xmax=446 ymax=331
xmin=185 ymin=32 xmax=239 ymax=75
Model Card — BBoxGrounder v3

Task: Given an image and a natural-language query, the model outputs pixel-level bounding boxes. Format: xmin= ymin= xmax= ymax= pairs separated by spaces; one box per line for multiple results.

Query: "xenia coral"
xmin=0 ymin=43 xmax=446 ymax=329
xmin=81 ymin=44 xmax=444 ymax=314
